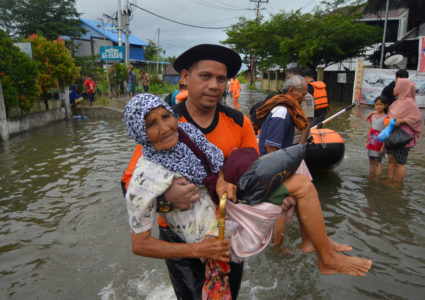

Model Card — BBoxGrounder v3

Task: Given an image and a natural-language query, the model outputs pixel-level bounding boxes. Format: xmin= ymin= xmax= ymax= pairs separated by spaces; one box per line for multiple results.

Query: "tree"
xmin=223 ymin=1 xmax=382 ymax=70
xmin=0 ymin=0 xmax=16 ymax=37
xmin=144 ymin=39 xmax=165 ymax=61
xmin=0 ymin=0 xmax=85 ymax=40
xmin=25 ymin=34 xmax=80 ymax=93
xmin=0 ymin=30 xmax=40 ymax=112
xmin=222 ymin=17 xmax=263 ymax=84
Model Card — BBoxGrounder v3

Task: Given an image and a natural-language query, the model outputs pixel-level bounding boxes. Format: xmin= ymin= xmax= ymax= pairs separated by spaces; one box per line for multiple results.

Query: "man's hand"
xmin=164 ymin=177 xmax=200 ymax=210
xmin=216 ymin=170 xmax=237 ymax=203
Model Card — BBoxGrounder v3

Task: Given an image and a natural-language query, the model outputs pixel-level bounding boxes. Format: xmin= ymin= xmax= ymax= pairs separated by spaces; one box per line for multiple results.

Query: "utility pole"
xmin=249 ymin=0 xmax=268 ymax=85
xmin=117 ymin=0 xmax=122 ymax=46
xmin=379 ymin=0 xmax=390 ymax=69
xmin=157 ymin=28 xmax=160 ymax=75
xmin=124 ymin=0 xmax=130 ymax=65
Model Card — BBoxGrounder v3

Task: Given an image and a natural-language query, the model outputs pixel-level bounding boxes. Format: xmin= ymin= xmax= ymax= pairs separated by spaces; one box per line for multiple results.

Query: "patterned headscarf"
xmin=124 ymin=93 xmax=224 ymax=185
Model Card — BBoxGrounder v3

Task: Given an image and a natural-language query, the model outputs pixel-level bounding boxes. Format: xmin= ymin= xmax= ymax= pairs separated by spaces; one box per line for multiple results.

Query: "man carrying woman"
xmin=122 ymin=44 xmax=372 ymax=300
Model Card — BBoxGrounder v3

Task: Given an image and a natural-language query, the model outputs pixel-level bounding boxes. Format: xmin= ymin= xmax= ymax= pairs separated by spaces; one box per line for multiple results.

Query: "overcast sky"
xmin=75 ymin=0 xmax=320 ymax=58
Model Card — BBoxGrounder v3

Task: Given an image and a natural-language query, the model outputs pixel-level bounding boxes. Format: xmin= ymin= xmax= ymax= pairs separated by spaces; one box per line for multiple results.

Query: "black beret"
xmin=173 ymin=44 xmax=242 ymax=78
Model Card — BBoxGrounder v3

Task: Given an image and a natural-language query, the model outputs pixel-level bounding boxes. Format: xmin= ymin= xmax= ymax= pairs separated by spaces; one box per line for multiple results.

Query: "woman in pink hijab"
xmin=386 ymin=78 xmax=423 ymax=183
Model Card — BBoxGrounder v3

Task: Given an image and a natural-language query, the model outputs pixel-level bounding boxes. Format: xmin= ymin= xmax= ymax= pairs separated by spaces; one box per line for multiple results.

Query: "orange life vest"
xmin=309 ymin=81 xmax=329 ymax=110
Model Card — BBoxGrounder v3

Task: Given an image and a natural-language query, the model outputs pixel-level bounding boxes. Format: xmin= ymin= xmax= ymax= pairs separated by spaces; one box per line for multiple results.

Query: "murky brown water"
xmin=1 ymin=86 xmax=424 ymax=299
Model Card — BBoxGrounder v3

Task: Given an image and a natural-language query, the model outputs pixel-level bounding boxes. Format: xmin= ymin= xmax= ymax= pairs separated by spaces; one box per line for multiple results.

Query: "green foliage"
xmin=73 ymin=55 xmax=98 ymax=78
xmin=0 ymin=30 xmax=40 ymax=112
xmin=223 ymin=17 xmax=262 ymax=67
xmin=247 ymin=84 xmax=257 ymax=91
xmin=144 ymin=39 xmax=165 ymax=61
xmin=222 ymin=1 xmax=382 ymax=70
xmin=0 ymin=0 xmax=85 ymax=40
xmin=236 ymin=75 xmax=248 ymax=84
xmin=113 ymin=63 xmax=128 ymax=83
xmin=149 ymin=78 xmax=176 ymax=96
xmin=25 ymin=34 xmax=80 ymax=93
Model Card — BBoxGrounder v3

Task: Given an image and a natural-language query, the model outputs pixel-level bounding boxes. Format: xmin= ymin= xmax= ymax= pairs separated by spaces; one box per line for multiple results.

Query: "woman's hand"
xmin=195 ymin=237 xmax=231 ymax=262
xmin=131 ymin=231 xmax=230 ymax=261
xmin=216 ymin=170 xmax=237 ymax=203
xmin=395 ymin=118 xmax=406 ymax=127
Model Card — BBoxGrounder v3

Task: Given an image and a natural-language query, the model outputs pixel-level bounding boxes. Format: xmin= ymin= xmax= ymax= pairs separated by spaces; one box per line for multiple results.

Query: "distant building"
xmin=164 ymin=64 xmax=180 ymax=85
xmin=364 ymin=0 xmax=425 ymax=70
xmin=63 ymin=18 xmax=147 ymax=62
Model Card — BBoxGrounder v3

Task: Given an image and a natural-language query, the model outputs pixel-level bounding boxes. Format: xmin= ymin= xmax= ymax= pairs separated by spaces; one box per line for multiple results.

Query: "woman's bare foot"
xmin=302 ymin=238 xmax=352 ymax=253
xmin=318 ymin=252 xmax=372 ymax=277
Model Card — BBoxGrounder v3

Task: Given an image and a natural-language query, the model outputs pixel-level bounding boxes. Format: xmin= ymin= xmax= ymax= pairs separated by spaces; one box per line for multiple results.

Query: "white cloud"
xmin=76 ymin=0 xmax=318 ymax=57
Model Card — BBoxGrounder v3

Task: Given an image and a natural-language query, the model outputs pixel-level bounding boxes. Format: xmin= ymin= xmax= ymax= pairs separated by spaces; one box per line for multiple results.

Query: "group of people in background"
xmin=69 ymin=65 xmax=152 ymax=110
xmin=366 ymin=69 xmax=422 ymax=184
xmin=126 ymin=65 xmax=151 ymax=98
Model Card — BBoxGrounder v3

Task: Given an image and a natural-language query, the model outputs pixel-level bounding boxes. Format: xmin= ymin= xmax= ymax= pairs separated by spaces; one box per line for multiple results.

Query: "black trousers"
xmin=159 ymin=226 xmax=244 ymax=300
xmin=313 ymin=108 xmax=327 ymax=126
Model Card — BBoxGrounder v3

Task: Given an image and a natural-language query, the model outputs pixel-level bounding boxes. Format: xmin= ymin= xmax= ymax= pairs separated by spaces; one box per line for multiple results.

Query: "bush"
xmin=149 ymin=77 xmax=176 ymax=96
xmin=25 ymin=34 xmax=80 ymax=93
xmin=0 ymin=30 xmax=40 ymax=112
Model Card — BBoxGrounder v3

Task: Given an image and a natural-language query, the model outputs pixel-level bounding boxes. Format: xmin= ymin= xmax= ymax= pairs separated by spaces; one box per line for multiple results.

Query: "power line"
xmin=130 ymin=3 xmax=231 ymax=29
xmin=187 ymin=0 xmax=248 ymax=11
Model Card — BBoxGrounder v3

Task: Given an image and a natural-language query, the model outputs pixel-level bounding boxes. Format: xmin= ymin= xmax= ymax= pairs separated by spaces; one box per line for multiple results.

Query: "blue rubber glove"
xmin=377 ymin=118 xmax=396 ymax=142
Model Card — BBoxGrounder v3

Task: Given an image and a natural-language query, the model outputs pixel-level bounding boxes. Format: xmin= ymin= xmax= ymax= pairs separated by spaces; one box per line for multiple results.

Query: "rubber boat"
xmin=305 ymin=128 xmax=345 ymax=170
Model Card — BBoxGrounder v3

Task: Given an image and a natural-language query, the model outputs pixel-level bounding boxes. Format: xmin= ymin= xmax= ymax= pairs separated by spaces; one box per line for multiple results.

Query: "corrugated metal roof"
xmin=365 ymin=0 xmax=409 ymax=12
xmin=79 ymin=18 xmax=147 ymax=47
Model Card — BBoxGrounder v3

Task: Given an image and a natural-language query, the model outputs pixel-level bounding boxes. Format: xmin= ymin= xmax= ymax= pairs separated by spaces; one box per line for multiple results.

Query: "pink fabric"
xmin=225 ymin=160 xmax=313 ymax=263
xmin=226 ymin=201 xmax=282 ymax=263
xmin=389 ymin=78 xmax=423 ymax=141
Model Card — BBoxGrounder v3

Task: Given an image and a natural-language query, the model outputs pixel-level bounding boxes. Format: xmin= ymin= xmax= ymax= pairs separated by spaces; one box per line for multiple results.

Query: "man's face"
xmin=181 ymin=60 xmax=228 ymax=111
xmin=288 ymin=84 xmax=307 ymax=103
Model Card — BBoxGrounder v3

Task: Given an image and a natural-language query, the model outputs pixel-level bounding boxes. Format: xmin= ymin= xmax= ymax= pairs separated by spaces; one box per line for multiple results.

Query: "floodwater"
xmin=1 ymin=85 xmax=425 ymax=299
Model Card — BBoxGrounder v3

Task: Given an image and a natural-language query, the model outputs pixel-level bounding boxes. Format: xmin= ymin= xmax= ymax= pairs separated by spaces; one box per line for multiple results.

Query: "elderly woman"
xmin=124 ymin=93 xmax=286 ymax=299
xmin=124 ymin=94 xmax=372 ymax=299
xmin=386 ymin=78 xmax=423 ymax=183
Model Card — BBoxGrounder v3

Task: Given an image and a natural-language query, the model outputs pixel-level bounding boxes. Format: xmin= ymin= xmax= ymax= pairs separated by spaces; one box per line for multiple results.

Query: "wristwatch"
xmin=157 ymin=194 xmax=174 ymax=213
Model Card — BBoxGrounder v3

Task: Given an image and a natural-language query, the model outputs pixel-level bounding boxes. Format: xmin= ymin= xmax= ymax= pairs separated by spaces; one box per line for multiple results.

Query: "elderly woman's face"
xmin=145 ymin=107 xmax=178 ymax=151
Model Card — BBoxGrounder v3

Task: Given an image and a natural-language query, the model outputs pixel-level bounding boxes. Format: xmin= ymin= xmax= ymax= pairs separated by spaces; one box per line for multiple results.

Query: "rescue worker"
xmin=303 ymin=68 xmax=329 ymax=126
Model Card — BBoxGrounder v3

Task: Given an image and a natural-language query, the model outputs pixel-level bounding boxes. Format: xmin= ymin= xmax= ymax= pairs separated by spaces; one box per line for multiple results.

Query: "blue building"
xmin=64 ymin=18 xmax=147 ymax=62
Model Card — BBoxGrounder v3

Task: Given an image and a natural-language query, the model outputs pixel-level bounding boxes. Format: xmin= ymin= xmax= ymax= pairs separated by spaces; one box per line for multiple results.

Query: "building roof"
xmin=165 ymin=64 xmax=179 ymax=75
xmin=79 ymin=18 xmax=147 ymax=47
xmin=365 ymin=0 xmax=409 ymax=12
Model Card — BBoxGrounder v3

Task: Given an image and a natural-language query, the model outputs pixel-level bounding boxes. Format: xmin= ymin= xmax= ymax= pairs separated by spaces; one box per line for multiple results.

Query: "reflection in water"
xmin=1 ymin=88 xmax=424 ymax=299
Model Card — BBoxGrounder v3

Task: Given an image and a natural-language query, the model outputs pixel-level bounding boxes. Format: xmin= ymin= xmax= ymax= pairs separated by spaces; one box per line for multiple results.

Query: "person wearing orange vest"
xmin=304 ymin=68 xmax=329 ymax=126
xmin=228 ymin=76 xmax=241 ymax=105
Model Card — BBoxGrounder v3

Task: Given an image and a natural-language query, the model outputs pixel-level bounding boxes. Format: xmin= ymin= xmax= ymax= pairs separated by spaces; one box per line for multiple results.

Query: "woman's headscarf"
xmin=124 ymin=93 xmax=224 ymax=185
xmin=389 ymin=78 xmax=423 ymax=139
